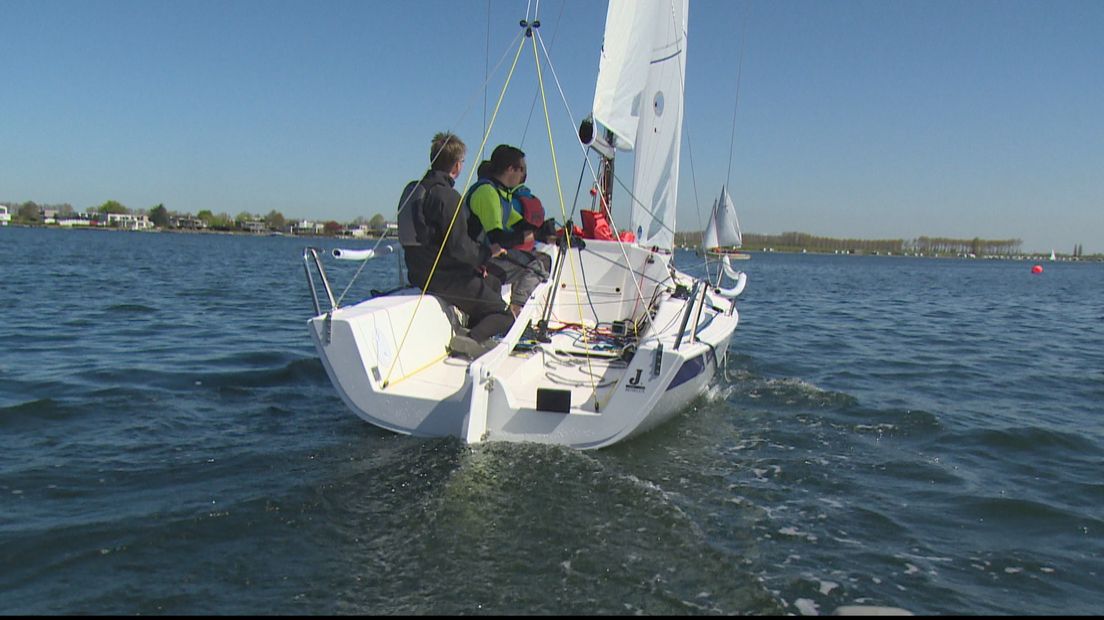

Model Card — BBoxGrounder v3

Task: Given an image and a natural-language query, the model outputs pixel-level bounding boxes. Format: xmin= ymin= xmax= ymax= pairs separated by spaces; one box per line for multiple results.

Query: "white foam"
xmin=794 ymin=598 xmax=819 ymax=615
xmin=833 ymin=605 xmax=913 ymax=616
xmin=779 ymin=526 xmax=819 ymax=542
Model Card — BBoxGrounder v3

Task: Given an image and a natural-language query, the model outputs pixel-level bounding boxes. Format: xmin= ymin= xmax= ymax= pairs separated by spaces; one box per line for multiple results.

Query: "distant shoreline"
xmin=4 ymin=223 xmax=1097 ymax=261
xmin=1 ymin=222 xmax=374 ymax=240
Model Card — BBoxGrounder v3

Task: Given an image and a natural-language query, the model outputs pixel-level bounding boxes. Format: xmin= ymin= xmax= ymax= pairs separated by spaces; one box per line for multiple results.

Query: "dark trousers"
xmin=430 ymin=272 xmax=514 ymax=342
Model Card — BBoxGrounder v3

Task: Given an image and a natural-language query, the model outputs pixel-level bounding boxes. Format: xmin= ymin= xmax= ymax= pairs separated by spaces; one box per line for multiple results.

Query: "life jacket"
xmin=396 ymin=180 xmax=429 ymax=247
xmin=465 ymin=178 xmax=521 ymax=244
xmin=512 ymin=185 xmax=545 ymax=229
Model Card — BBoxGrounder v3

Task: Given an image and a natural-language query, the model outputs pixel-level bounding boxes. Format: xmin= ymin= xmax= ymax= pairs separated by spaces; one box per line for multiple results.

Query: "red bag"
xmin=555 ymin=224 xmax=584 ymax=239
xmin=581 ymin=209 xmax=615 ymax=240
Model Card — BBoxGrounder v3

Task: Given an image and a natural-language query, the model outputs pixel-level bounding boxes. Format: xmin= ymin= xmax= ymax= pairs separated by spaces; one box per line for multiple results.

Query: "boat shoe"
xmin=447 ymin=335 xmax=496 ymax=359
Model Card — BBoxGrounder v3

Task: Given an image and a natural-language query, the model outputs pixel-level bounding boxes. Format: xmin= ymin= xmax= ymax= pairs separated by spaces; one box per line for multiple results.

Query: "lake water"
xmin=1 ymin=226 xmax=1101 ymax=614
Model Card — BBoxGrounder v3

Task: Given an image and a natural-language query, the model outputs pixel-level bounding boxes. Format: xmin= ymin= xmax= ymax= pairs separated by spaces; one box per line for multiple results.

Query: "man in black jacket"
xmin=398 ymin=132 xmax=513 ymax=358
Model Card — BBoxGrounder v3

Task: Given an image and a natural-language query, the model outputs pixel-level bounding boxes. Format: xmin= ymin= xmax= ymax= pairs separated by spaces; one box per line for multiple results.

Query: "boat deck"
xmin=492 ymin=331 xmax=626 ymax=412
xmin=379 ymin=353 xmax=470 ymax=399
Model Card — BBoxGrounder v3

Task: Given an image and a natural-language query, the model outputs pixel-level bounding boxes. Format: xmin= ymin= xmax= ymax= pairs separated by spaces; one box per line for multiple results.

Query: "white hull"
xmin=308 ymin=241 xmax=740 ymax=449
xmin=706 ymin=249 xmax=751 ymax=260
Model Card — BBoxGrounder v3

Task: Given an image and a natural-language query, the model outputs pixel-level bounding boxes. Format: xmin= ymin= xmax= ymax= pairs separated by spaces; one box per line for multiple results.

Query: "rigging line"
xmin=534 ymin=32 xmax=653 ymax=324
xmin=599 ymin=0 xmax=692 ymax=254
xmin=422 ymin=29 xmax=525 ymax=183
xmin=388 ymin=29 xmax=524 ymax=236
xmin=662 ymin=0 xmax=701 ymax=261
xmin=725 ymin=12 xmax=749 ymax=189
xmin=568 ymin=154 xmax=588 ymax=222
xmin=683 ymin=128 xmax=711 ymax=283
xmin=334 ymin=240 xmax=378 ymax=306
xmin=576 ymin=246 xmax=600 ymax=325
xmin=531 ymin=30 xmax=597 ymax=394
xmin=525 ymin=41 xmax=634 ymax=255
xmin=484 ymin=0 xmax=490 ymax=135
xmin=336 ymin=231 xmax=404 ymax=308
xmin=383 ymin=35 xmax=529 ymax=389
xmin=379 ymin=352 xmax=449 ymax=390
xmin=534 ymin=29 xmax=652 ymax=311
xmin=359 ymin=288 xmax=658 ymax=309
xmin=609 ymin=173 xmax=678 ymax=240
xmin=339 ymin=29 xmax=526 ymax=304
xmin=519 ymin=0 xmax=565 ymax=148
xmin=655 ymin=0 xmax=714 ymax=282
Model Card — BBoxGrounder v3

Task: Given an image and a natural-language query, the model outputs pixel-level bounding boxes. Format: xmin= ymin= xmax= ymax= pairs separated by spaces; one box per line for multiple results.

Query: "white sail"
xmin=701 ymin=196 xmax=720 ymax=250
xmin=591 ymin=0 xmax=663 ymax=151
xmin=713 ymin=185 xmax=742 ymax=248
xmin=628 ymin=0 xmax=688 ymax=251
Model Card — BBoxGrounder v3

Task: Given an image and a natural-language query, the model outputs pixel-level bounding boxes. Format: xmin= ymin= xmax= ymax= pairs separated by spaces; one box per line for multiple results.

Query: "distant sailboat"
xmin=1049 ymin=249 xmax=1056 ymax=261
xmin=701 ymin=185 xmax=750 ymax=260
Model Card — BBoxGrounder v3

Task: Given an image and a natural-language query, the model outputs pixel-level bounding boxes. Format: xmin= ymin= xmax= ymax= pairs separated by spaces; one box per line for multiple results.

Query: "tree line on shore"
xmin=2 ymin=200 xmax=390 ymax=234
xmin=674 ymin=230 xmax=1094 ymax=258
xmin=7 ymin=199 xmax=1091 ymax=258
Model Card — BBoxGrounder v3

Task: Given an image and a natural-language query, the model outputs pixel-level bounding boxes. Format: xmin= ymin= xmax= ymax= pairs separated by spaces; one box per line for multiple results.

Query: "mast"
xmin=599 ymin=129 xmax=615 ymax=219
xmin=578 ymin=119 xmax=616 ymax=219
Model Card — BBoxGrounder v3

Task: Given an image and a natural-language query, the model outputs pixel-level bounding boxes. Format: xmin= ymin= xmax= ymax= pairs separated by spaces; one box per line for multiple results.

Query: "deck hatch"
xmin=536 ymin=388 xmax=571 ymax=413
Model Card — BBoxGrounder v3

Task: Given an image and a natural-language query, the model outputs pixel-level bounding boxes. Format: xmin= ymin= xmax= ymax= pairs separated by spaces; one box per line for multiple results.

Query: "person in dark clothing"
xmin=397 ymin=132 xmax=514 ymax=358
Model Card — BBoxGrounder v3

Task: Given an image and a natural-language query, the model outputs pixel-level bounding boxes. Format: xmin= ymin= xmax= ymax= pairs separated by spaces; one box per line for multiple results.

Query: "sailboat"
xmin=301 ymin=0 xmax=747 ymax=449
xmin=702 ymin=185 xmax=750 ymax=260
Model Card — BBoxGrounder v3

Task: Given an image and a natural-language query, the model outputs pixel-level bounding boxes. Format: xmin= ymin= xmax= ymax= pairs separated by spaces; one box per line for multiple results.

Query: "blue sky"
xmin=2 ymin=0 xmax=1101 ymax=253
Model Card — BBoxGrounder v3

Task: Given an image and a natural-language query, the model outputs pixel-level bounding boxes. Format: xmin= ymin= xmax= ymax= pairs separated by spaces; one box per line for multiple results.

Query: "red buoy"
xmin=1031 ymin=265 xmax=1043 ymax=274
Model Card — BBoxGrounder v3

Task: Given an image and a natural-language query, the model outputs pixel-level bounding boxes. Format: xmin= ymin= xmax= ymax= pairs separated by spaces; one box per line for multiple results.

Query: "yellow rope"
xmin=531 ymin=33 xmax=599 ymax=408
xmin=380 ymin=352 xmax=449 ymax=390
xmin=382 ymin=35 xmax=529 ymax=389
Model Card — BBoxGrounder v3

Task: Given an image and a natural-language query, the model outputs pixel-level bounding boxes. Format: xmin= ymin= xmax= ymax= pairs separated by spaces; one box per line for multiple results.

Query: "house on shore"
xmin=291 ymin=220 xmax=325 ymax=236
xmin=57 ymin=213 xmax=94 ymax=227
xmin=106 ymin=213 xmax=154 ymax=230
xmin=170 ymin=215 xmax=208 ymax=230
xmin=338 ymin=225 xmax=371 ymax=239
xmin=239 ymin=219 xmax=267 ymax=234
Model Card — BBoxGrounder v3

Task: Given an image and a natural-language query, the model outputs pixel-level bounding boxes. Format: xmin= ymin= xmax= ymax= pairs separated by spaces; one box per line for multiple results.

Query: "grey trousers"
xmin=488 ymin=249 xmax=551 ymax=308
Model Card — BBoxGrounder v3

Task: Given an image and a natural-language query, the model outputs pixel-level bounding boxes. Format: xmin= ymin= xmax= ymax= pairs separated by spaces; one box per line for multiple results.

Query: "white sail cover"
xmin=713 ymin=185 xmax=742 ymax=248
xmin=592 ymin=0 xmax=688 ymax=251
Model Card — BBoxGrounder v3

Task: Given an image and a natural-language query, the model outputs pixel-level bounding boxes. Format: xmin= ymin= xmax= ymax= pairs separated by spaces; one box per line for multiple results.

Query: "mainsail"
xmin=591 ymin=0 xmax=688 ymax=251
xmin=592 ymin=1 xmax=662 ymax=151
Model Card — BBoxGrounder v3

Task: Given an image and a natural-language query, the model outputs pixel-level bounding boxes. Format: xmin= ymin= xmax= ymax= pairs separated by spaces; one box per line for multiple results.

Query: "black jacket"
xmin=403 ymin=169 xmax=489 ymax=289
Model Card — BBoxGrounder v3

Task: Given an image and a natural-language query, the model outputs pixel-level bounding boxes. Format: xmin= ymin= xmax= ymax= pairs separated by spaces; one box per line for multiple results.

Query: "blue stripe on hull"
xmin=666 ymin=348 xmax=717 ymax=391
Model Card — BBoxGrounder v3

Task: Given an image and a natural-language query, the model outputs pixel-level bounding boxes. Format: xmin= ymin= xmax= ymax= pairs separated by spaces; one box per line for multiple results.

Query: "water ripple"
xmin=2 ymin=231 xmax=1103 ymax=614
